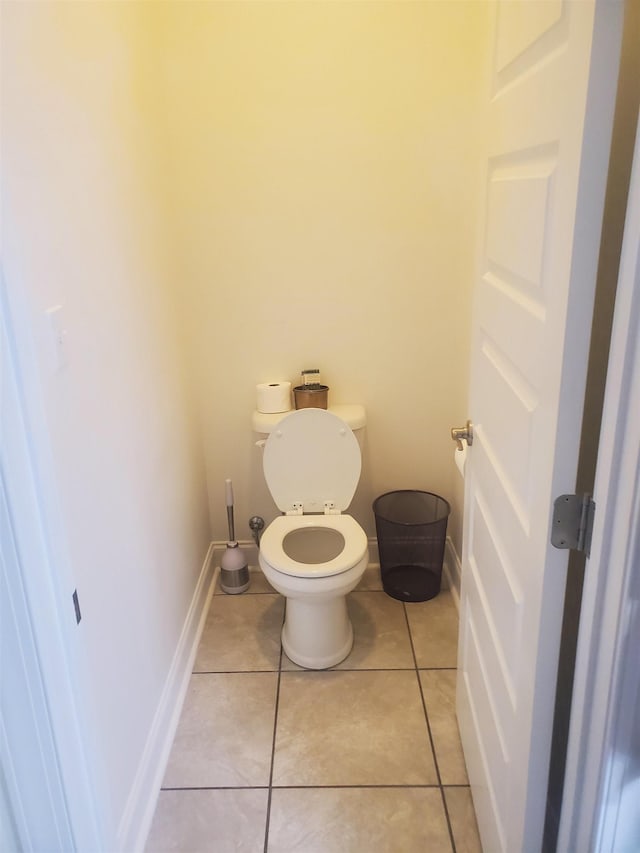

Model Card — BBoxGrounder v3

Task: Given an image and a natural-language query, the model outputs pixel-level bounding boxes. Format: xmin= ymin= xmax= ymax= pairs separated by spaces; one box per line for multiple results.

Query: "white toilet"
xmin=256 ymin=406 xmax=369 ymax=669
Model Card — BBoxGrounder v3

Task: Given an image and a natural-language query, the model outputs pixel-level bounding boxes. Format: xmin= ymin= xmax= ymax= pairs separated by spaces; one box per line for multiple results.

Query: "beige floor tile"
xmin=420 ymin=669 xmax=468 ymax=784
xmin=355 ymin=566 xmax=384 ymax=590
xmin=272 ymin=670 xmax=437 ymax=786
xmin=194 ymin=593 xmax=284 ymax=672
xmin=145 ymin=788 xmax=268 ymax=853
xmin=445 ymin=787 xmax=483 ymax=853
xmin=215 ymin=568 xmax=276 ymax=595
xmin=267 ymin=787 xmax=452 ymax=852
xmin=280 ymin=591 xmax=413 ymax=671
xmin=340 ymin=591 xmax=414 ymax=669
xmin=163 ymin=673 xmax=277 ymax=788
xmin=405 ymin=590 xmax=459 ymax=667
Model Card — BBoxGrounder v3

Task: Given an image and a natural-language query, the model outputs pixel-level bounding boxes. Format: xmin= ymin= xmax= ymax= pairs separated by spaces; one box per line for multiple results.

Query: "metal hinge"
xmin=551 ymin=493 xmax=595 ymax=556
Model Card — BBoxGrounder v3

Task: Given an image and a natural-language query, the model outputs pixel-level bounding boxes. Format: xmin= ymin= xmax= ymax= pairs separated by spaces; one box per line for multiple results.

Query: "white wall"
xmin=155 ymin=1 xmax=489 ymax=551
xmin=1 ymin=2 xmax=210 ymax=845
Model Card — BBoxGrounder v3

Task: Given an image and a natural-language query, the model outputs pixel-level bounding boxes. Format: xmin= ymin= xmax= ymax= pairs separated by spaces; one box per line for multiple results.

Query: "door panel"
xmin=495 ymin=1 xmax=564 ymax=74
xmin=457 ymin=2 xmax=623 ymax=851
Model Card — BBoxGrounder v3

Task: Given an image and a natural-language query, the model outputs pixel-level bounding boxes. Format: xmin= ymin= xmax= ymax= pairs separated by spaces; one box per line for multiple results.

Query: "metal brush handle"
xmin=225 ymin=479 xmax=236 ymax=542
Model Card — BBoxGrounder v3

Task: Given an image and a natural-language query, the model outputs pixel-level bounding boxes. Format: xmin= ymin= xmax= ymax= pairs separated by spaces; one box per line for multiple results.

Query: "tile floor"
xmin=146 ymin=568 xmax=482 ymax=853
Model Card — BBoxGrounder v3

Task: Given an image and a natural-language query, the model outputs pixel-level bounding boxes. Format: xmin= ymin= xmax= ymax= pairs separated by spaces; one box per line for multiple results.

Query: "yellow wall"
xmin=155 ymin=1 xmax=489 ymax=545
xmin=2 ymin=2 xmax=211 ymax=844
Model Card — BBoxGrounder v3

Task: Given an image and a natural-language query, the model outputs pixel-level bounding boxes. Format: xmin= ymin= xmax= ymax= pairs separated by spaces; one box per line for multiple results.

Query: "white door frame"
xmin=558 ymin=110 xmax=640 ymax=851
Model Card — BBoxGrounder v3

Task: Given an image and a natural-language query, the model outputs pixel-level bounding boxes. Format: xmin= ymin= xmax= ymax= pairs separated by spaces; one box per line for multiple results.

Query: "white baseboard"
xmin=443 ymin=536 xmax=462 ymax=611
xmin=117 ymin=544 xmax=215 ymax=853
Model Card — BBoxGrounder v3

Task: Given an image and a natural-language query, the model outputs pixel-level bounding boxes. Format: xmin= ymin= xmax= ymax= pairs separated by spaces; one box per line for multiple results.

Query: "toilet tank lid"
xmin=252 ymin=404 xmax=366 ymax=434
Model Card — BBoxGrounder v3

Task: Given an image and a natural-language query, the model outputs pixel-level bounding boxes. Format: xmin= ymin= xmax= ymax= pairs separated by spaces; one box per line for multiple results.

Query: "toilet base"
xmin=281 ymin=595 xmax=354 ymax=669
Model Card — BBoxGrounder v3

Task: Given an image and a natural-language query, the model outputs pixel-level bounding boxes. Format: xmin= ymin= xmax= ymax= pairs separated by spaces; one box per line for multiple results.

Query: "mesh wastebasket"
xmin=373 ymin=490 xmax=450 ymax=602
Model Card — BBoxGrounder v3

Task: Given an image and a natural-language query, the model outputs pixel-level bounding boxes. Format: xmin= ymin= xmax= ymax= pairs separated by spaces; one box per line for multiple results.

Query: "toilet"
xmin=256 ymin=406 xmax=369 ymax=669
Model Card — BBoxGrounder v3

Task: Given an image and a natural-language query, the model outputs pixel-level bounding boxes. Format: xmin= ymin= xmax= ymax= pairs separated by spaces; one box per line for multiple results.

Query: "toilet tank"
xmin=252 ymin=404 xmax=366 ymax=436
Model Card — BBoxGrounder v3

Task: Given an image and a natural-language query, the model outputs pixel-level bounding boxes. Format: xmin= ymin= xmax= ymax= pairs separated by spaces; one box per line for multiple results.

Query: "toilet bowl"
xmin=257 ymin=408 xmax=369 ymax=669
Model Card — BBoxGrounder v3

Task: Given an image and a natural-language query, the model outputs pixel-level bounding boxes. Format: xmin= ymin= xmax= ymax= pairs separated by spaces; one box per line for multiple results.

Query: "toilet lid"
xmin=263 ymin=408 xmax=361 ymax=514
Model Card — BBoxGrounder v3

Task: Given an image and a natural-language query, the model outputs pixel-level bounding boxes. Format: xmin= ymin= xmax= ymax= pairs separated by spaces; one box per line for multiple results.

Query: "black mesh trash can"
xmin=373 ymin=490 xmax=450 ymax=602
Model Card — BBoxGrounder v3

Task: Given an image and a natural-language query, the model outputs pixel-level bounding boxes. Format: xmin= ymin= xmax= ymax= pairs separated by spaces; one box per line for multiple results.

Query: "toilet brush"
xmin=220 ymin=479 xmax=250 ymax=594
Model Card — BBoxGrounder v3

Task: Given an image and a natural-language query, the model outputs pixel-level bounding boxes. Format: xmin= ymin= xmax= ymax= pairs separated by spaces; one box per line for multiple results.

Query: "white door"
xmin=0 ymin=285 xmax=74 ymax=850
xmin=457 ymin=2 xmax=624 ymax=852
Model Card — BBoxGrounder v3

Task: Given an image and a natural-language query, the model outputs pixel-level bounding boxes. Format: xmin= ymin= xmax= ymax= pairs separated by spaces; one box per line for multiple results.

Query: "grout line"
xmin=266 ymin=783 xmax=447 ymax=790
xmin=402 ymin=603 xmax=440 ymax=776
xmin=403 ymin=601 xmax=458 ymax=853
xmin=191 ymin=665 xmax=457 ymax=675
xmin=263 ymin=616 xmax=285 ymax=852
xmin=192 ymin=669 xmax=281 ymax=675
xmin=159 ymin=782 xmax=474 ymax=792
xmin=160 ymin=785 xmax=270 ymax=792
xmin=214 ymin=591 xmax=279 ymax=596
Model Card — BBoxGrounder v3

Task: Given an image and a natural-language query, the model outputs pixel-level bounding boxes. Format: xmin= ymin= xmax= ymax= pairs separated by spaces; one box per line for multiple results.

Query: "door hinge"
xmin=551 ymin=493 xmax=595 ymax=556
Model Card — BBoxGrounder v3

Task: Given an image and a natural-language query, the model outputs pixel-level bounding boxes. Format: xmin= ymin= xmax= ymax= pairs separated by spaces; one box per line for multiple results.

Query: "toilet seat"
xmin=260 ymin=514 xmax=368 ymax=578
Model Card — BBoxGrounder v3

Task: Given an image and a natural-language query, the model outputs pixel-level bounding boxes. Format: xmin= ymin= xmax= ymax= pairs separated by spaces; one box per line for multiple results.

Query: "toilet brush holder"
xmin=220 ymin=478 xmax=250 ymax=594
xmin=220 ymin=542 xmax=250 ymax=594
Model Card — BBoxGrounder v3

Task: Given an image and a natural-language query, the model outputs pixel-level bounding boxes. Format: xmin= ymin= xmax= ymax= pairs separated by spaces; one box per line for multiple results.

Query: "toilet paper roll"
xmin=256 ymin=381 xmax=292 ymax=414
xmin=454 ymin=444 xmax=467 ymax=478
